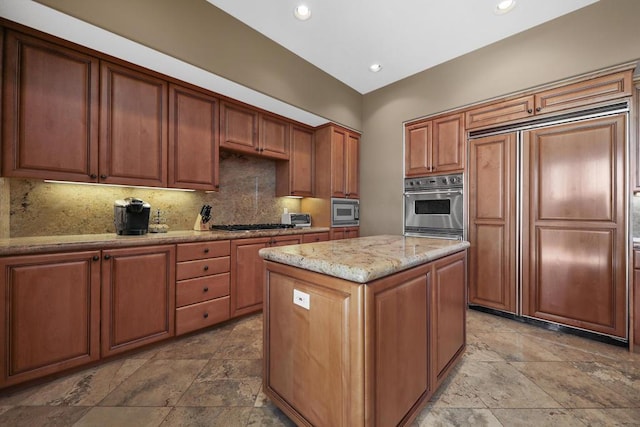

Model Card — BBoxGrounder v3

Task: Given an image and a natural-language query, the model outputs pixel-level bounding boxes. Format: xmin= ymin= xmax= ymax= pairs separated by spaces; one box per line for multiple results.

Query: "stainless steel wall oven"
xmin=404 ymin=173 xmax=463 ymax=239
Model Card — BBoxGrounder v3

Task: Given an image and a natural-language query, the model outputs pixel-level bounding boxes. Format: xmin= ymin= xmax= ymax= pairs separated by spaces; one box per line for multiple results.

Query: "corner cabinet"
xmin=168 ymin=84 xmax=220 ymax=191
xmin=101 ymin=245 xmax=175 ymax=357
xmin=314 ymin=124 xmax=360 ymax=198
xmin=405 ymin=112 xmax=464 ymax=177
xmin=2 ymin=30 xmax=100 ymax=181
xmin=0 ymin=251 xmax=101 ymax=388
xmin=230 ymin=235 xmax=301 ymax=318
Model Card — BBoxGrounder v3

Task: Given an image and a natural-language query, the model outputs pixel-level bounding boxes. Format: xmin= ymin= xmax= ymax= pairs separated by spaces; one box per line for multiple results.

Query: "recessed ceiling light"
xmin=294 ymin=4 xmax=312 ymax=21
xmin=495 ymin=0 xmax=516 ymax=14
xmin=369 ymin=63 xmax=382 ymax=73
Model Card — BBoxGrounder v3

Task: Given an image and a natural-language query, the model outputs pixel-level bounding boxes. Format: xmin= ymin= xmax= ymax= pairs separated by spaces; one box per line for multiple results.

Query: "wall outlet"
xmin=293 ymin=289 xmax=310 ymax=310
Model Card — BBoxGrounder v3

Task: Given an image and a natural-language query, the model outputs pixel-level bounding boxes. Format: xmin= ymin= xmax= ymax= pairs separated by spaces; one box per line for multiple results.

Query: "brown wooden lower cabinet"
xmin=431 ymin=251 xmax=467 ymax=390
xmin=634 ymin=250 xmax=640 ymax=352
xmin=231 ymin=235 xmax=301 ymax=318
xmin=0 ymin=251 xmax=101 ymax=388
xmin=301 ymin=232 xmax=330 ymax=243
xmin=101 ymin=245 xmax=176 ymax=357
xmin=263 ymin=250 xmax=467 ymax=426
xmin=175 ymin=241 xmax=230 ymax=335
xmin=330 ymin=226 xmax=359 ymax=240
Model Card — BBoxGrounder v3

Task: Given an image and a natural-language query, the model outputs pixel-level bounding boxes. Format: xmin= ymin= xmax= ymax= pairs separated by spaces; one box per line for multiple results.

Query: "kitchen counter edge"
xmin=0 ymin=227 xmax=330 ymax=256
xmin=259 ymin=234 xmax=470 ymax=283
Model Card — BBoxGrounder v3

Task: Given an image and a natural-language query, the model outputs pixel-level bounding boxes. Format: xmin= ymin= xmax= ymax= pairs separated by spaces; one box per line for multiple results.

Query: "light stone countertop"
xmin=259 ymin=234 xmax=470 ymax=283
xmin=0 ymin=227 xmax=330 ymax=256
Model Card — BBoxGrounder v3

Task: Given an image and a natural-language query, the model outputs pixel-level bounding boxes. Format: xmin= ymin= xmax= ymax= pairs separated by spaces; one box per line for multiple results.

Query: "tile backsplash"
xmin=5 ymin=153 xmax=300 ymax=238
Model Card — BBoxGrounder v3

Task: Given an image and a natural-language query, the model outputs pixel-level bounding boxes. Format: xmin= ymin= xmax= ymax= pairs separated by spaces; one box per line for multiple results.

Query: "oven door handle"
xmin=404 ymin=190 xmax=462 ymax=196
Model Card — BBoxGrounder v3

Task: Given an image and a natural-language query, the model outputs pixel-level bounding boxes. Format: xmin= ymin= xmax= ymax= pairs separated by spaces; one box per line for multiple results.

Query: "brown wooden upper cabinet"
xmin=314 ymin=124 xmax=360 ymax=198
xmin=220 ymin=101 xmax=290 ymax=160
xmin=276 ymin=125 xmax=314 ymax=197
xmin=2 ymin=32 xmax=173 ymax=188
xmin=405 ymin=112 xmax=464 ymax=177
xmin=168 ymin=84 xmax=220 ymax=191
xmin=466 ymin=70 xmax=633 ymax=130
xmin=2 ymin=30 xmax=100 ymax=182
xmin=100 ymin=61 xmax=168 ymax=187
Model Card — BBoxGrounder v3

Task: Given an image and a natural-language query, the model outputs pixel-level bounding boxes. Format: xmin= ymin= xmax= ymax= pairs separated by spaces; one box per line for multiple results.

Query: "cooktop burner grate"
xmin=210 ymin=223 xmax=296 ymax=231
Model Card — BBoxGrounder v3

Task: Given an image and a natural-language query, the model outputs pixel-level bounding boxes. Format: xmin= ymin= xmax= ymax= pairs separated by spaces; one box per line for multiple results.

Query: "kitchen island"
xmin=259 ymin=235 xmax=469 ymax=427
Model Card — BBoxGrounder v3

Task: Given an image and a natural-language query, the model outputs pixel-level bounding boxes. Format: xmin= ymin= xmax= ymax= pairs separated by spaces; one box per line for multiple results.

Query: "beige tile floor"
xmin=0 ymin=309 xmax=638 ymax=426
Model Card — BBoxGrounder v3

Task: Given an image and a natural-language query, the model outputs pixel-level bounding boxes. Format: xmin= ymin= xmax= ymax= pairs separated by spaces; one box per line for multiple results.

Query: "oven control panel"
xmin=404 ymin=173 xmax=463 ymax=192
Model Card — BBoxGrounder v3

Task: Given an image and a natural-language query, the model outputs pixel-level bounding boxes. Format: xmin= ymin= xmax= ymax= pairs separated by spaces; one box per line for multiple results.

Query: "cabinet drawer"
xmin=302 ymin=232 xmax=330 ymax=243
xmin=177 ymin=240 xmax=230 ymax=261
xmin=634 ymin=250 xmax=640 ymax=269
xmin=176 ymin=257 xmax=230 ymax=280
xmin=176 ymin=296 xmax=230 ymax=335
xmin=177 ymin=273 xmax=230 ymax=307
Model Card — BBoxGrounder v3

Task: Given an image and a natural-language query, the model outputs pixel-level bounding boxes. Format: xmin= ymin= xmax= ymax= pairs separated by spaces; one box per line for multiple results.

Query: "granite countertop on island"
xmin=259 ymin=234 xmax=469 ymax=283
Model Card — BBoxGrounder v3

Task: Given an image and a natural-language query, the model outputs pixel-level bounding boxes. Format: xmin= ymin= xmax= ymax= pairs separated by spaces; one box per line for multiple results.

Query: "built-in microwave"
xmin=331 ymin=198 xmax=359 ymax=227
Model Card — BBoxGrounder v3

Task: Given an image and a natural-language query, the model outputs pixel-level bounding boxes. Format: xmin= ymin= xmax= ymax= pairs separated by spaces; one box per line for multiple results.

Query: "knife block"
xmin=193 ymin=214 xmax=209 ymax=231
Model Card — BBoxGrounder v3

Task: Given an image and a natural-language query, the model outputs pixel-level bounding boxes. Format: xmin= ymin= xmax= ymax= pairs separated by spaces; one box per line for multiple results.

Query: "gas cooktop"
xmin=210 ymin=223 xmax=296 ymax=232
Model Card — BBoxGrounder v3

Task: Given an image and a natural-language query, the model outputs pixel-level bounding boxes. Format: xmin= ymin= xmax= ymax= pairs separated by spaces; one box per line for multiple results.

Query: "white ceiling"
xmin=206 ymin=0 xmax=599 ymax=94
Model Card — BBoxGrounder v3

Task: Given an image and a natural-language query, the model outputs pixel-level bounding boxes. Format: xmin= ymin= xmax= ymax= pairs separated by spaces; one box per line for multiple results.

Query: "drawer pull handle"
xmin=204 ymin=287 xmax=209 ymax=292
xmin=203 ymin=313 xmax=209 ymax=319
xmin=204 ymin=248 xmax=210 ymax=254
xmin=204 ymin=265 xmax=209 ymax=271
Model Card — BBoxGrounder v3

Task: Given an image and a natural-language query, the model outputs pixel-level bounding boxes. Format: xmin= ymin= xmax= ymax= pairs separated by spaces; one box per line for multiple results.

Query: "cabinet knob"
xmin=203 ymin=312 xmax=209 ymax=319
xmin=90 ymin=173 xmax=97 ymax=179
xmin=204 ymin=248 xmax=210 ymax=254
xmin=260 ymin=148 xmax=264 ymax=152
xmin=255 ymin=147 xmax=260 ymax=152
xmin=104 ymin=254 xmax=111 ymax=260
xmin=100 ymin=174 xmax=107 ymax=180
xmin=203 ymin=287 xmax=209 ymax=292
xmin=203 ymin=265 xmax=209 ymax=271
xmin=527 ymin=109 xmax=533 ymax=114
xmin=536 ymin=107 xmax=542 ymax=112
xmin=92 ymin=255 xmax=99 ymax=261
xmin=214 ymin=185 xmax=220 ymax=189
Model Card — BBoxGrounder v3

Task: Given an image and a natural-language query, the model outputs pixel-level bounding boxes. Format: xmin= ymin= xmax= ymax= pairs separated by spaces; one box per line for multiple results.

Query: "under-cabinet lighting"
xmin=44 ymin=180 xmax=196 ymax=192
xmin=285 ymin=195 xmax=304 ymax=199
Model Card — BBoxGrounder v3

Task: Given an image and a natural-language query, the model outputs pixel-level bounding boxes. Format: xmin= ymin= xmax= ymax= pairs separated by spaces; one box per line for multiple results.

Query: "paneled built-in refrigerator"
xmin=468 ymin=103 xmax=628 ymax=340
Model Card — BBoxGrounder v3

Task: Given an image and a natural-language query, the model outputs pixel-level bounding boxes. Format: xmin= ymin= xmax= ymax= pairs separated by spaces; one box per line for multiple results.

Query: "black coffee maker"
xmin=114 ymin=198 xmax=151 ymax=235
